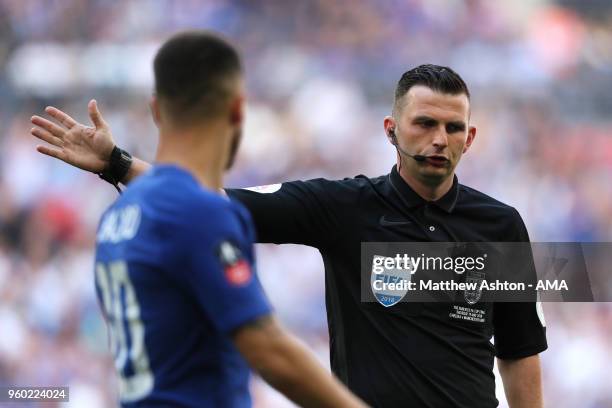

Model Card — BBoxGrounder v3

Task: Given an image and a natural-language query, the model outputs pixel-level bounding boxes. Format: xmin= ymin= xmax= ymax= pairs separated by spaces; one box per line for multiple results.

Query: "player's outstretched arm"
xmin=30 ymin=100 xmax=150 ymax=185
xmin=233 ymin=316 xmax=368 ymax=408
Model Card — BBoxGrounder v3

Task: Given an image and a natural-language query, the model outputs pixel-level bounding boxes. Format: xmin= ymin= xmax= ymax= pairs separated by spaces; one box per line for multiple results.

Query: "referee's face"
xmin=389 ymin=85 xmax=475 ymax=186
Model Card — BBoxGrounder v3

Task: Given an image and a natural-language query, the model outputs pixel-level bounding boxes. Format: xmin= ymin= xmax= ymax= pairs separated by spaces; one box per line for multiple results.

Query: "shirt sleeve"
xmin=172 ymin=201 xmax=272 ymax=334
xmin=226 ymin=179 xmax=343 ymax=248
xmin=493 ymin=208 xmax=548 ymax=359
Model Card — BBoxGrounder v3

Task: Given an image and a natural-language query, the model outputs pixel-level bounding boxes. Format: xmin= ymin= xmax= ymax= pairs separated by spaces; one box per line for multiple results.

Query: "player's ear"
xmin=150 ymin=95 xmax=161 ymax=128
xmin=463 ymin=125 xmax=476 ymax=153
xmin=383 ymin=115 xmax=396 ymax=145
xmin=229 ymin=94 xmax=244 ymax=127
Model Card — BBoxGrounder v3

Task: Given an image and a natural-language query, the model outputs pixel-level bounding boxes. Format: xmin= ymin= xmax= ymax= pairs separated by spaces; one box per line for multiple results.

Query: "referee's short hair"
xmin=154 ymin=30 xmax=242 ymax=125
xmin=393 ymin=64 xmax=470 ymax=116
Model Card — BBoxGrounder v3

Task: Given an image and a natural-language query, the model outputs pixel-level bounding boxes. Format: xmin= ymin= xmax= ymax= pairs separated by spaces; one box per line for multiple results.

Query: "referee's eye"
xmin=418 ymin=119 xmax=437 ymax=128
xmin=446 ymin=123 xmax=465 ymax=133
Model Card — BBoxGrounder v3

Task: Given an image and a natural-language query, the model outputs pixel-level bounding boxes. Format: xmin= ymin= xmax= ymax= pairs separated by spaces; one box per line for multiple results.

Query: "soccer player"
xmin=31 ymin=31 xmax=366 ymax=407
xmin=32 ymin=64 xmax=546 ymax=406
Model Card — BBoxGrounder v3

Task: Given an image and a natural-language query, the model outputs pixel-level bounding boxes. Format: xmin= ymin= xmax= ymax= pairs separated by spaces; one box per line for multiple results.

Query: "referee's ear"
xmin=462 ymin=125 xmax=477 ymax=153
xmin=383 ymin=115 xmax=396 ymax=145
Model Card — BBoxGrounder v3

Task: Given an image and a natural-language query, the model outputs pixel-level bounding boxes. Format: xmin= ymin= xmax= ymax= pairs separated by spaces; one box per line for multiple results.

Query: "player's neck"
xmin=156 ymin=124 xmax=230 ymax=191
xmin=398 ymin=167 xmax=454 ymax=202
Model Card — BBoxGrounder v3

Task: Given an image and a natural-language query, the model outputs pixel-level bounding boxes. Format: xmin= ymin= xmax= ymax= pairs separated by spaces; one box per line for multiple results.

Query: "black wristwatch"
xmin=99 ymin=146 xmax=133 ymax=193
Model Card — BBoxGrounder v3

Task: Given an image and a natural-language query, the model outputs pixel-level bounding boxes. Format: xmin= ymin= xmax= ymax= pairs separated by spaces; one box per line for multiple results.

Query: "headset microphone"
xmin=389 ymin=129 xmax=427 ymax=162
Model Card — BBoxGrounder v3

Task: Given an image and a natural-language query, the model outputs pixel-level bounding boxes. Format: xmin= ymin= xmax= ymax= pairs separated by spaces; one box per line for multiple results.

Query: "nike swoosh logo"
xmin=379 ymin=215 xmax=413 ymax=226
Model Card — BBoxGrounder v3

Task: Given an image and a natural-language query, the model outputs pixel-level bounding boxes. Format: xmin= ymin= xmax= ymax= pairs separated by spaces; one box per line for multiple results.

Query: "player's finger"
xmin=45 ymin=106 xmax=77 ymax=129
xmin=31 ymin=127 xmax=63 ymax=147
xmin=88 ymin=99 xmax=107 ymax=129
xmin=36 ymin=145 xmax=67 ymax=162
xmin=30 ymin=115 xmax=67 ymax=139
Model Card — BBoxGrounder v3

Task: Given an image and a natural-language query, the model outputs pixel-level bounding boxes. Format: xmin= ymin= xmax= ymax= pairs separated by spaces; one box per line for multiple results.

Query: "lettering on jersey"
xmin=449 ymin=305 xmax=487 ymax=324
xmin=244 ymin=183 xmax=282 ymax=194
xmin=98 ymin=205 xmax=142 ymax=244
xmin=217 ymin=241 xmax=252 ymax=286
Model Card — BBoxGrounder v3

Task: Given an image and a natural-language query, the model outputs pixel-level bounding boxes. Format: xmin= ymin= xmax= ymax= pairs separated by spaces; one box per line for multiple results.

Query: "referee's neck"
xmin=398 ymin=168 xmax=454 ymax=202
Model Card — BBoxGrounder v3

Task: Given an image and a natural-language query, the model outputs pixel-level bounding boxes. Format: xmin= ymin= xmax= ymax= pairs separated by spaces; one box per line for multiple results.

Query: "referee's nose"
xmin=431 ymin=128 xmax=449 ymax=150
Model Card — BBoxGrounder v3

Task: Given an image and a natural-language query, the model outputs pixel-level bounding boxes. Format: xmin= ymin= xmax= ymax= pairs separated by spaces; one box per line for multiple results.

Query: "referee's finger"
xmin=45 ymin=106 xmax=77 ymax=129
xmin=31 ymin=127 xmax=63 ymax=147
xmin=30 ymin=115 xmax=66 ymax=139
xmin=88 ymin=99 xmax=107 ymax=129
xmin=36 ymin=145 xmax=67 ymax=162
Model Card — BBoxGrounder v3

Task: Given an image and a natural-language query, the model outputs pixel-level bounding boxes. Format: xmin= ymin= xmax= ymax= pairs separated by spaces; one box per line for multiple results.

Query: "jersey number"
xmin=96 ymin=261 xmax=154 ymax=402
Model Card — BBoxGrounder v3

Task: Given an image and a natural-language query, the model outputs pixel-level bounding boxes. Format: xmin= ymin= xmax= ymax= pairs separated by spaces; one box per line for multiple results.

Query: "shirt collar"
xmin=388 ymin=165 xmax=459 ymax=213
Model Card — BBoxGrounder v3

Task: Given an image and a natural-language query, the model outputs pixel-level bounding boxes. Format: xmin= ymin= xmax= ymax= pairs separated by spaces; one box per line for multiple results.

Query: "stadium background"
xmin=0 ymin=0 xmax=611 ymax=406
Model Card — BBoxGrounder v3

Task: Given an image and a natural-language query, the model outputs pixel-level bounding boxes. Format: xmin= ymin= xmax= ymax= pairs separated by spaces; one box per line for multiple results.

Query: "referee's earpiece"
xmin=388 ymin=128 xmax=398 ymax=146
xmin=389 ymin=128 xmax=402 ymax=172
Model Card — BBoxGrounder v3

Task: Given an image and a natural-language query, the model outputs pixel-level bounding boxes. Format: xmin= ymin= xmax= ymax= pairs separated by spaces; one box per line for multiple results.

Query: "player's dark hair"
xmin=154 ymin=30 xmax=242 ymax=124
xmin=393 ymin=64 xmax=469 ymax=117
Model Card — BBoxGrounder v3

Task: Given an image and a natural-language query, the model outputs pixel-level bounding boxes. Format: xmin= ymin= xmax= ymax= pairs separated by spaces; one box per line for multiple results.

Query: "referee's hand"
xmin=30 ymin=99 xmax=115 ymax=173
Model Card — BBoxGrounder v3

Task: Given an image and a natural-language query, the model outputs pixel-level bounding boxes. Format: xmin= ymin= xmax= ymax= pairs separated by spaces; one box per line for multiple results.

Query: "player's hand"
xmin=30 ymin=99 xmax=116 ymax=173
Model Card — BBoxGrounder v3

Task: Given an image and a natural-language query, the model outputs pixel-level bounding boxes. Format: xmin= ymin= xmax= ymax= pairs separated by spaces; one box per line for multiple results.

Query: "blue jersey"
xmin=94 ymin=164 xmax=272 ymax=407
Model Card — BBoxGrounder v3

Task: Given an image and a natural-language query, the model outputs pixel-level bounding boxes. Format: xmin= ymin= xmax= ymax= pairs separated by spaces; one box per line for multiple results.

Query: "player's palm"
xmin=31 ymin=99 xmax=116 ymax=173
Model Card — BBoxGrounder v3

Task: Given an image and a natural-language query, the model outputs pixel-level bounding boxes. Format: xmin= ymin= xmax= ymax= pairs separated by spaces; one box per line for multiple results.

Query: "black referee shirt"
xmin=227 ymin=165 xmax=547 ymax=408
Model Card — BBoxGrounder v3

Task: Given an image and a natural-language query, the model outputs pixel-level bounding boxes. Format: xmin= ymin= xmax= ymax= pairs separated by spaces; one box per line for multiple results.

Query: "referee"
xmin=31 ymin=64 xmax=546 ymax=407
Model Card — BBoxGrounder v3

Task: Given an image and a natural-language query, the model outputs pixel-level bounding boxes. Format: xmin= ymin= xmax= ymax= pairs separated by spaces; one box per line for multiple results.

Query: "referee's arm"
xmin=28 ymin=104 xmax=341 ymax=247
xmin=226 ymin=180 xmax=342 ymax=247
xmin=494 ymin=208 xmax=546 ymax=408
xmin=498 ymin=355 xmax=543 ymax=408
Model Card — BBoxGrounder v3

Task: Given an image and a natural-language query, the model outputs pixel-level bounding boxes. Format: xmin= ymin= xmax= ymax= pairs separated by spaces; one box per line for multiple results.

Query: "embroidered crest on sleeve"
xmin=217 ymin=241 xmax=252 ymax=286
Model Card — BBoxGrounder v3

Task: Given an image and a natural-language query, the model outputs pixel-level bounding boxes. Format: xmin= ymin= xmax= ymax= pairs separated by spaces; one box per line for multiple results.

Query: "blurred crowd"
xmin=0 ymin=0 xmax=611 ymax=407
